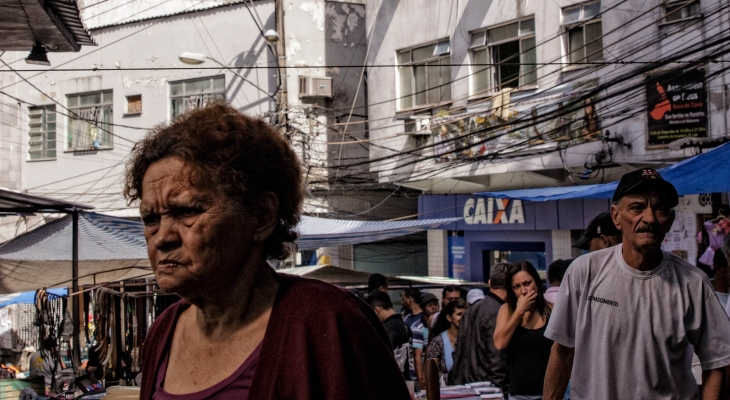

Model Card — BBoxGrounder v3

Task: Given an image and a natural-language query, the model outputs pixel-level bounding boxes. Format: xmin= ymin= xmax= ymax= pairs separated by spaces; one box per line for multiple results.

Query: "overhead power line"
xmin=0 ymin=59 xmax=723 ymax=73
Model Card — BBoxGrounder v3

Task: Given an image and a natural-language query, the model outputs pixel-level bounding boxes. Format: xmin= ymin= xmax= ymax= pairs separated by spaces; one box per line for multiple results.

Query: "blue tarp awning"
xmin=0 ymin=288 xmax=66 ymax=308
xmin=0 ymin=212 xmax=458 ymax=294
xmin=297 ymin=215 xmax=459 ymax=249
xmin=476 ymin=141 xmax=730 ymax=201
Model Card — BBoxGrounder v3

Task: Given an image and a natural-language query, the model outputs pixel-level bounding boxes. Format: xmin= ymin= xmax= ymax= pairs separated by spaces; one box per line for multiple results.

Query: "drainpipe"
xmin=722 ymin=0 xmax=729 ymax=137
xmin=275 ymin=0 xmax=288 ymax=138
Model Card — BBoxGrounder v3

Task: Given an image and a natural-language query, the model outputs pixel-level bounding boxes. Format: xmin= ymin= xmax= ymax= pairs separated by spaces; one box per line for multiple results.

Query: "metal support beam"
xmin=275 ymin=0 xmax=288 ymax=137
xmin=71 ymin=210 xmax=81 ymax=370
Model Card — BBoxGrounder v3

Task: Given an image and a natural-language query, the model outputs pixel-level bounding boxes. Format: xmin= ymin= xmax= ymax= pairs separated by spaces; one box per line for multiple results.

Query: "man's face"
xmin=442 ymin=290 xmax=460 ymax=308
xmin=587 ymin=234 xmax=622 ymax=252
xmin=588 ymin=236 xmax=610 ymax=252
xmin=372 ymin=306 xmax=387 ymax=323
xmin=400 ymin=293 xmax=412 ymax=309
xmin=611 ymin=191 xmax=675 ymax=253
xmin=423 ymin=300 xmax=439 ymax=317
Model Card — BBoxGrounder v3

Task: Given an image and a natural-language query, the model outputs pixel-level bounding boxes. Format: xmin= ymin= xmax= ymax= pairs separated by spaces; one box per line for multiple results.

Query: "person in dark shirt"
xmin=449 ymin=262 xmax=510 ymax=391
xmin=368 ymin=291 xmax=412 ymax=381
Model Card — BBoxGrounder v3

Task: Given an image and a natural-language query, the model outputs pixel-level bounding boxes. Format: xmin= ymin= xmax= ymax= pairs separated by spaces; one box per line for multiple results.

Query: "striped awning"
xmin=0 ymin=186 xmax=91 ymax=214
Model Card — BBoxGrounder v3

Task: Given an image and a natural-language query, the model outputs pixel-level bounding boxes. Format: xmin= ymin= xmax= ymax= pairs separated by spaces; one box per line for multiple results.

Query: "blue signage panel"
xmin=420 ymin=195 xmax=606 ymax=231
xmin=420 ymin=195 xmax=539 ymax=231
xmin=448 ymin=233 xmax=466 ymax=279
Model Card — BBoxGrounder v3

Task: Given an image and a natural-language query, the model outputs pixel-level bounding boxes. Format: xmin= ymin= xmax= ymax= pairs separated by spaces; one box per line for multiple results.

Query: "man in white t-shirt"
xmin=543 ymin=168 xmax=730 ymax=400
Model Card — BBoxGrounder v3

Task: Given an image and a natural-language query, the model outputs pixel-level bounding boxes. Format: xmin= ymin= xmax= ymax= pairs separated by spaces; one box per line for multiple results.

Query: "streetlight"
xmin=264 ymin=29 xmax=280 ymax=44
xmin=177 ymin=52 xmax=274 ymax=100
xmin=26 ymin=43 xmax=51 ymax=66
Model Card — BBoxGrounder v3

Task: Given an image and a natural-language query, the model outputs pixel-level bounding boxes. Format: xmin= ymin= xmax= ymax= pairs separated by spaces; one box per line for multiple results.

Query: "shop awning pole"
xmin=72 ymin=210 xmax=81 ymax=370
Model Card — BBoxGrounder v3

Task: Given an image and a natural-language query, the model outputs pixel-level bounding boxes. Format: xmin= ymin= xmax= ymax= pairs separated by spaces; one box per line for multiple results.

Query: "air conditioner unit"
xmin=299 ymin=76 xmax=333 ymax=98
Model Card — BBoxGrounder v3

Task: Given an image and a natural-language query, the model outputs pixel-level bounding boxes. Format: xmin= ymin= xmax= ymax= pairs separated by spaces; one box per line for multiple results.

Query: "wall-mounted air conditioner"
xmin=298 ymin=76 xmax=333 ymax=98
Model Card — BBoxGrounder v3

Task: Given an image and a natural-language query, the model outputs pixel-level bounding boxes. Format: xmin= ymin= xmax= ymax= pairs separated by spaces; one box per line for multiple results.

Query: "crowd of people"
xmin=363 ymin=168 xmax=730 ymax=400
xmin=132 ymin=105 xmax=730 ymax=400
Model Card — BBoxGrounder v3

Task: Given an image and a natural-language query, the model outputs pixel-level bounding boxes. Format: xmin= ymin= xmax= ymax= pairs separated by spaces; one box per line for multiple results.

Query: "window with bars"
xmin=28 ymin=105 xmax=56 ymax=160
xmin=469 ymin=18 xmax=537 ymax=95
xmin=397 ymin=40 xmax=451 ymax=110
xmin=563 ymin=2 xmax=603 ymax=64
xmin=67 ymin=91 xmax=114 ymax=150
xmin=170 ymin=76 xmax=226 ymax=119
xmin=665 ymin=0 xmax=701 ymax=22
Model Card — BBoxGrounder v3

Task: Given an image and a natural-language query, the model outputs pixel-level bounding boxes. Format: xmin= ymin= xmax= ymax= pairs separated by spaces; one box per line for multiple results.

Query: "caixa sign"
xmin=463 ymin=198 xmax=525 ymax=225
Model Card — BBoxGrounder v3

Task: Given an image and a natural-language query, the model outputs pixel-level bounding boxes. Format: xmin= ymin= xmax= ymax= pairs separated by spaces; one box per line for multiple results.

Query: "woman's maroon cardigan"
xmin=139 ymin=274 xmax=411 ymax=399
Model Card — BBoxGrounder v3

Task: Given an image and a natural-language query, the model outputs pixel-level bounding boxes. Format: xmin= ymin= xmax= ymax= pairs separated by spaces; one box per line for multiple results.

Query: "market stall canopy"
xmin=0 ymin=212 xmax=152 ymax=294
xmin=0 ymin=288 xmax=66 ymax=308
xmin=475 ymin=141 xmax=730 ymax=201
xmin=296 ymin=215 xmax=461 ymax=250
xmin=0 ymin=0 xmax=95 ymax=52
xmin=278 ymin=265 xmax=487 ymax=289
xmin=0 ymin=187 xmax=92 ymax=214
xmin=0 ymin=212 xmax=459 ymax=294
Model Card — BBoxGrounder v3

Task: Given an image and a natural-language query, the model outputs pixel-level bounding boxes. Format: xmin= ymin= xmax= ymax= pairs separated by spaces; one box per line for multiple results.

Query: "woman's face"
xmin=139 ymin=157 xmax=257 ymax=298
xmin=447 ymin=307 xmax=466 ymax=330
xmin=511 ymin=270 xmax=537 ymax=298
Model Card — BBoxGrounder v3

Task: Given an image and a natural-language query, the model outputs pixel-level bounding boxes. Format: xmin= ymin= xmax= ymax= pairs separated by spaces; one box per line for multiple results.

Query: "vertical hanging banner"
xmin=448 ymin=231 xmax=466 ymax=280
xmin=646 ymin=68 xmax=708 ymax=145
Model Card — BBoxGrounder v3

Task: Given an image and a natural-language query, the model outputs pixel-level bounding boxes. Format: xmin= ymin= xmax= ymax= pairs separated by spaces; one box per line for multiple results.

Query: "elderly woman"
xmin=127 ymin=104 xmax=409 ymax=399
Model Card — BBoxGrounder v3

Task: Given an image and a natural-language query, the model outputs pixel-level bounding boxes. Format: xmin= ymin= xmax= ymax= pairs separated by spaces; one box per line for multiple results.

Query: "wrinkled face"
xmin=611 ymin=191 xmax=675 ymax=253
xmin=446 ymin=307 xmax=466 ymax=329
xmin=139 ymin=157 xmax=255 ymax=298
xmin=442 ymin=290 xmax=461 ymax=307
xmin=423 ymin=300 xmax=439 ymax=317
xmin=511 ymin=271 xmax=536 ymax=298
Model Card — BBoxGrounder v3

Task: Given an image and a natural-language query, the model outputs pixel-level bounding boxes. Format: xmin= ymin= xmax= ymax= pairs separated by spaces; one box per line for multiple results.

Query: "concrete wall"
xmin=283 ymin=0 xmax=375 ymax=214
xmin=4 ymin=0 xmax=364 ymax=220
xmin=5 ymin=1 xmax=283 ymax=217
xmin=364 ymin=0 xmax=730 ymax=190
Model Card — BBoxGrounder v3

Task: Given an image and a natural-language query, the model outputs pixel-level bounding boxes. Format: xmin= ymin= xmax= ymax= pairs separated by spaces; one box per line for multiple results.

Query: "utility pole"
xmin=275 ymin=0 xmax=288 ymax=138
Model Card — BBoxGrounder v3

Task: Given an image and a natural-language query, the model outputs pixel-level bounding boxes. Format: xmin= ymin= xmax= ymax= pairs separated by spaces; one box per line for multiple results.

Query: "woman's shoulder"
xmin=431 ymin=333 xmax=445 ymax=345
xmin=275 ymin=274 xmax=370 ymax=316
xmin=278 ymin=274 xmax=357 ymax=300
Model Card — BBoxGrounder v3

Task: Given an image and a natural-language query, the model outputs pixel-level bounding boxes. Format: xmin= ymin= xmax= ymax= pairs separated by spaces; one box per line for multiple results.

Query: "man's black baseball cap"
xmin=612 ymin=168 xmax=679 ymax=207
xmin=572 ymin=211 xmax=621 ymax=250
xmin=419 ymin=293 xmax=438 ymax=307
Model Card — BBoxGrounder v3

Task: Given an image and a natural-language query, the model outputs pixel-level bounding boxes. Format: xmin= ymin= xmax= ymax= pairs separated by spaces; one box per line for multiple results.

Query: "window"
xmin=470 ymin=18 xmax=537 ymax=95
xmin=665 ymin=0 xmax=701 ymax=22
xmin=170 ymin=76 xmax=225 ymax=118
xmin=397 ymin=41 xmax=451 ymax=109
xmin=28 ymin=105 xmax=56 ymax=160
xmin=563 ymin=2 xmax=603 ymax=64
xmin=126 ymin=95 xmax=142 ymax=115
xmin=67 ymin=91 xmax=113 ymax=150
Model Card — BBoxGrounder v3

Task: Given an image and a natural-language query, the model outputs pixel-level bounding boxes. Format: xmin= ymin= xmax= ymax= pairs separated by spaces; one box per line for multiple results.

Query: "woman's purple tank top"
xmin=153 ymin=344 xmax=261 ymax=400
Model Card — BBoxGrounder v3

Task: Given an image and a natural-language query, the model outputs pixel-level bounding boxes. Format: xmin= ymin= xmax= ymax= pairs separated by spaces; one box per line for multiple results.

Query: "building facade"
xmin=365 ymin=0 xmax=730 ymax=278
xmin=1 ymin=0 xmax=425 ymax=271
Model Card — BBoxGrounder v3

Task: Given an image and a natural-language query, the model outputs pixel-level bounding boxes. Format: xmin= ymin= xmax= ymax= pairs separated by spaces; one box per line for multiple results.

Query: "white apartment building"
xmin=365 ymin=0 xmax=729 ymax=280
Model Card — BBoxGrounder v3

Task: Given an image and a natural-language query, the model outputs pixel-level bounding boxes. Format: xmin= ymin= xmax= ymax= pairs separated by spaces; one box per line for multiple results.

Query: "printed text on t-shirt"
xmin=587 ymin=295 xmax=619 ymax=307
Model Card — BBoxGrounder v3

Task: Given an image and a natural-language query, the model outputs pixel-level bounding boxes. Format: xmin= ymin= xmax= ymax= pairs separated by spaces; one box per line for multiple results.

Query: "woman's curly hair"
xmin=123 ymin=103 xmax=303 ymax=260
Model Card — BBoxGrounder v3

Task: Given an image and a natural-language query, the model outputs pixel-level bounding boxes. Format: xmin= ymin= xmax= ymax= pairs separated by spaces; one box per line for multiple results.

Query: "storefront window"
xmin=482 ymin=243 xmax=547 ymax=280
